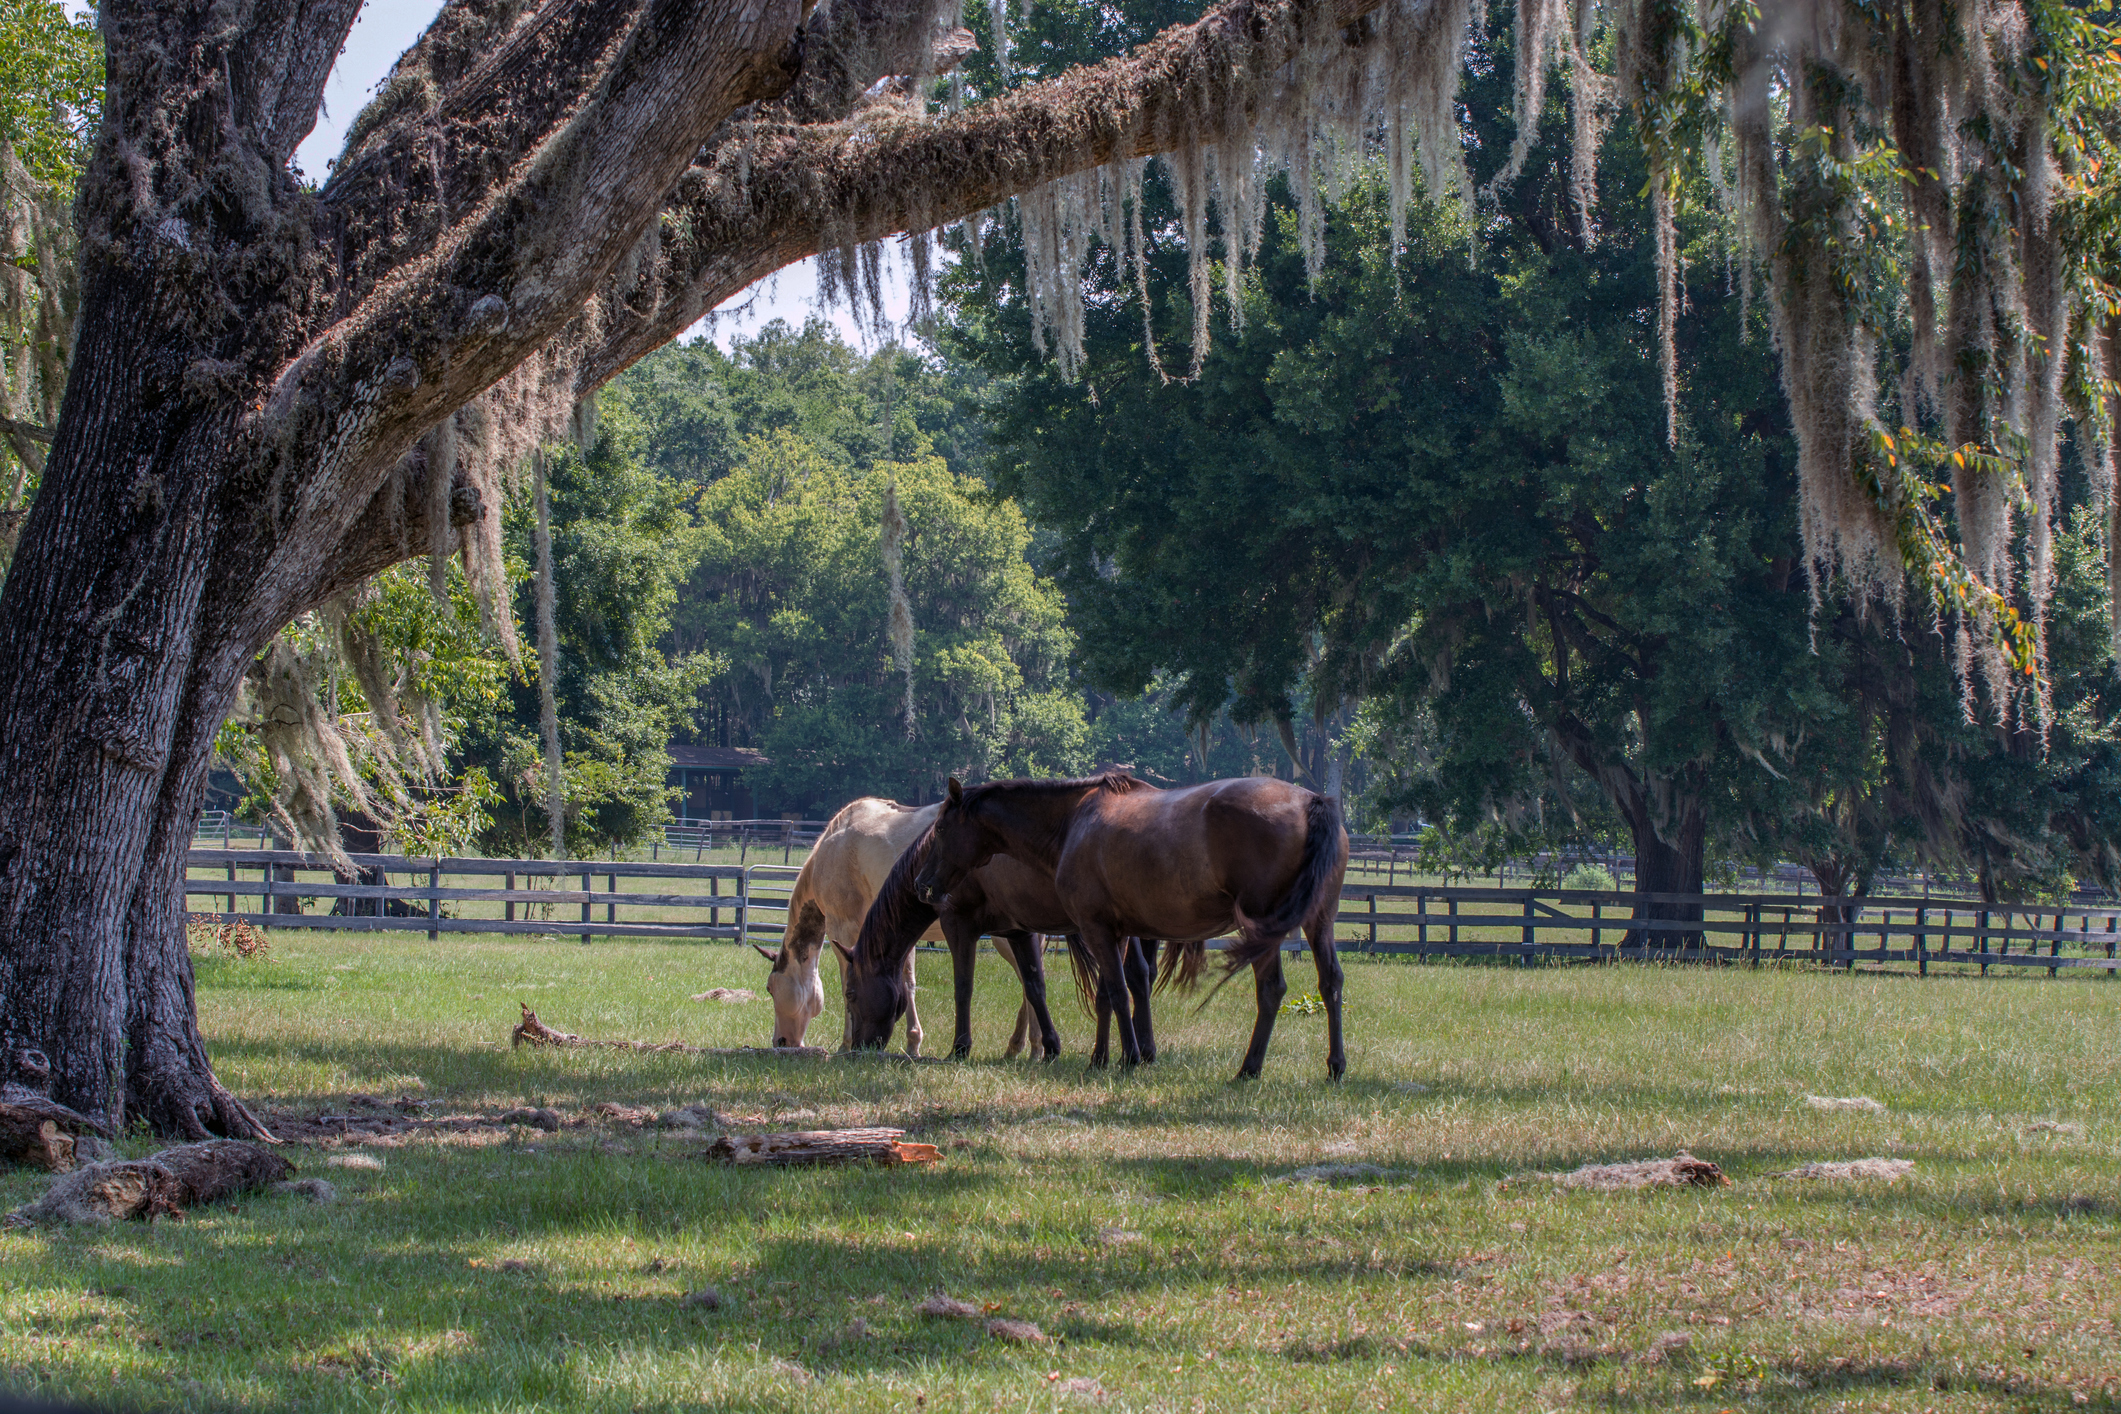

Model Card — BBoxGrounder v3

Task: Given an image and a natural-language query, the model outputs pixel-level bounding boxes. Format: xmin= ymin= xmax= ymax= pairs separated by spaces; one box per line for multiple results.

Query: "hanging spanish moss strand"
xmin=0 ymin=139 xmax=77 ymax=567
xmin=880 ymin=480 xmax=917 ymax=737
xmin=533 ymin=447 xmax=566 ymax=860
xmin=425 ymin=413 xmax=458 ymax=601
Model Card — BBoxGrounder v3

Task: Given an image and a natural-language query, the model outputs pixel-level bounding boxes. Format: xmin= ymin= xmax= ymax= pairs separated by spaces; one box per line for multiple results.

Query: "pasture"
xmin=2 ymin=936 xmax=2116 ymax=1412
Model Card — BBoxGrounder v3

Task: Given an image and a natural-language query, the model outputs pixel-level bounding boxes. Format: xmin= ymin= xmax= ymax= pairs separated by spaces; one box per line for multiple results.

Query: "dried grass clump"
xmin=184 ymin=915 xmax=270 ymax=960
xmin=1770 ymin=1157 xmax=1916 ymax=1182
xmin=1545 ymin=1151 xmax=1729 ymax=1191
xmin=1805 ymin=1095 xmax=1886 ymax=1114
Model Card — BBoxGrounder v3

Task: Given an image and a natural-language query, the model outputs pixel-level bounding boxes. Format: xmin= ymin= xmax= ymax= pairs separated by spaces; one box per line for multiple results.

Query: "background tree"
xmin=0 ymin=0 xmax=97 ymax=563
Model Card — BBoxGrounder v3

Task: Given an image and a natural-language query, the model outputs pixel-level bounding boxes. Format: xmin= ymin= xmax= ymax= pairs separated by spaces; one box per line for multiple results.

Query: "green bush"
xmin=1561 ymin=864 xmax=1617 ymax=893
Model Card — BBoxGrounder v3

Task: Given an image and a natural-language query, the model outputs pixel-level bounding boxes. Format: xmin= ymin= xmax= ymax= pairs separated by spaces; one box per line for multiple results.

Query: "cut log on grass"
xmin=706 ymin=1128 xmax=941 ymax=1168
xmin=509 ymin=1005 xmax=830 ymax=1059
xmin=6 ymin=1141 xmax=294 ymax=1225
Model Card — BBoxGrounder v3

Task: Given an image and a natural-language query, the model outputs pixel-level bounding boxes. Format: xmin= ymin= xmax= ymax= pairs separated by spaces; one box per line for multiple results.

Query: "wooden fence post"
xmin=427 ymin=862 xmax=441 ymax=941
xmin=1590 ymin=899 xmax=1601 ymax=954
xmin=607 ymin=867 xmax=617 ymax=926
xmin=1521 ymin=895 xmax=1535 ymax=966
xmin=737 ymin=868 xmax=750 ymax=945
xmin=1448 ymin=896 xmax=1459 ymax=949
xmin=1915 ymin=906 xmax=1927 ymax=977
xmin=2048 ymin=912 xmax=2061 ymax=977
xmin=505 ymin=871 xmax=515 ymax=923
xmin=1368 ymin=893 xmax=1377 ymax=954
xmin=580 ymin=867 xmax=593 ymax=944
xmin=1979 ymin=908 xmax=1991 ymax=975
xmin=1416 ymin=889 xmax=1427 ymax=955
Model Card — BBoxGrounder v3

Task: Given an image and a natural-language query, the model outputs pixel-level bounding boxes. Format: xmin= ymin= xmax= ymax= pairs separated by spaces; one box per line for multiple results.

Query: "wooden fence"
xmin=184 ymin=853 xmax=2121 ymax=975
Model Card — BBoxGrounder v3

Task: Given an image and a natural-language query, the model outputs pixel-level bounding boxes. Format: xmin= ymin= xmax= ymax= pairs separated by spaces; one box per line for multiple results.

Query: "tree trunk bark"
xmin=1626 ymin=800 xmax=1706 ymax=953
xmin=0 ymin=265 xmax=278 ymax=1137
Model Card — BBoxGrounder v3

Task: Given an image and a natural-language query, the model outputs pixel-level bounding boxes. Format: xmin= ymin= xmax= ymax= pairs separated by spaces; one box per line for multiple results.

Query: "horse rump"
xmin=1221 ymin=792 xmax=1345 ymax=975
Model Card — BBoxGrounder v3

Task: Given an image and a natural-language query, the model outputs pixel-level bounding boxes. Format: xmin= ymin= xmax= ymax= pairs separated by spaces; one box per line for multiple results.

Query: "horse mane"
xmin=851 ymin=826 xmax=938 ymax=972
xmin=963 ymin=771 xmax=1146 ymax=804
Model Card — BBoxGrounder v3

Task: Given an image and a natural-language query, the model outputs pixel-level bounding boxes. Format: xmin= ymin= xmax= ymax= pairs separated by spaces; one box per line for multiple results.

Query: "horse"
xmin=837 ymin=822 xmax=1172 ymax=1065
xmin=866 ymin=772 xmax=1350 ymax=1079
xmin=757 ymin=797 xmax=1060 ymax=1057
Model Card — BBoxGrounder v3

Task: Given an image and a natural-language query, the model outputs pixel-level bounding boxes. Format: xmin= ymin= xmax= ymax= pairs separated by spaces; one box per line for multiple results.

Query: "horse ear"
xmin=832 ymin=940 xmax=856 ymax=966
xmin=752 ymin=944 xmax=778 ymax=964
xmin=947 ymin=776 xmax=964 ymax=805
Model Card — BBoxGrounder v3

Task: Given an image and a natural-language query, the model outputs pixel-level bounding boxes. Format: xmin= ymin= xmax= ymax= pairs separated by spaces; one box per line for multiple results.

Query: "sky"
xmin=292 ymin=0 xmax=916 ymax=351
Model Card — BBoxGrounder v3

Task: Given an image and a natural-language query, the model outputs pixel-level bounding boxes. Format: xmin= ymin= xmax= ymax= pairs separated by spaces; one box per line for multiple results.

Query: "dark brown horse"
xmin=885 ymin=772 xmax=1349 ymax=1079
xmin=840 ymin=833 xmax=1169 ymax=1064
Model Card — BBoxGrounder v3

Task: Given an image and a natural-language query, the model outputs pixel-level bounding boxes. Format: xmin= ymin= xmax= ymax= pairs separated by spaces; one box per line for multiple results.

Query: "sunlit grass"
xmin=2 ymin=935 xmax=2116 ymax=1411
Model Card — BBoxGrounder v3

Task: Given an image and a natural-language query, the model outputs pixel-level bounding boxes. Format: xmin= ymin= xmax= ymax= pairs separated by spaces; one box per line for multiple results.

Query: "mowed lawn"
xmin=2 ymin=935 xmax=2116 ymax=1412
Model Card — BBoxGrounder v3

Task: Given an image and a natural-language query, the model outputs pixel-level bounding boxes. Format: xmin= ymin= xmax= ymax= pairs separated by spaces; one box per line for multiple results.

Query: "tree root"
xmin=5 ymin=1140 xmax=295 ymax=1225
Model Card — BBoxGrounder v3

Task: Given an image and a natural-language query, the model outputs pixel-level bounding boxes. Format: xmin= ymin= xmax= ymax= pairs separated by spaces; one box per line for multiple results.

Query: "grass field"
xmin=2 ymin=936 xmax=2116 ymax=1412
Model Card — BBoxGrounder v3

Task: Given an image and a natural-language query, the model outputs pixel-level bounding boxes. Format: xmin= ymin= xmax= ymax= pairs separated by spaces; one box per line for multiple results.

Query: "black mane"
xmin=963 ymin=770 xmax=1146 ymax=804
xmin=851 ymin=826 xmax=938 ymax=972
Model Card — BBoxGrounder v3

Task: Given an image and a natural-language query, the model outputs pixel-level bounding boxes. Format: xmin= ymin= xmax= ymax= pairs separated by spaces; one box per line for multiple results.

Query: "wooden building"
xmin=666 ymin=745 xmax=769 ymax=821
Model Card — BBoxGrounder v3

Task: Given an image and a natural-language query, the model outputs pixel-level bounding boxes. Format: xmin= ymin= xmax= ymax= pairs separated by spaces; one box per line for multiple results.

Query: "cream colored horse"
xmin=756 ymin=797 xmax=1037 ymax=1055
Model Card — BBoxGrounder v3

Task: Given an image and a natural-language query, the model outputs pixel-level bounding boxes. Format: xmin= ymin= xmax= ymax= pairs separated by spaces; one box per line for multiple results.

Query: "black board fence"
xmin=184 ymin=851 xmax=2121 ymax=976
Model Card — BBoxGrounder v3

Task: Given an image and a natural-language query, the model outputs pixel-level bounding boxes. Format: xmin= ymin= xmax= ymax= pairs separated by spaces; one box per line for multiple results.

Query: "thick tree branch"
xmin=250 ymin=0 xmax=806 ymax=610
xmin=579 ymin=0 xmax=1403 ymax=388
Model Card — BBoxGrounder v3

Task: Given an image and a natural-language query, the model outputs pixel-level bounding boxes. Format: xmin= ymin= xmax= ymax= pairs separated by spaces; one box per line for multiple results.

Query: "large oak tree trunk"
xmin=0 ymin=262 xmax=276 ymax=1134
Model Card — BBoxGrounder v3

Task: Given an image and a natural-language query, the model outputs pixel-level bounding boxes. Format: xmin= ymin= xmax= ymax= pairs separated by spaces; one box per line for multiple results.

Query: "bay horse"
xmin=757 ymin=797 xmax=1058 ymax=1057
xmin=838 ymin=824 xmax=1171 ymax=1064
xmin=859 ymin=772 xmax=1349 ymax=1079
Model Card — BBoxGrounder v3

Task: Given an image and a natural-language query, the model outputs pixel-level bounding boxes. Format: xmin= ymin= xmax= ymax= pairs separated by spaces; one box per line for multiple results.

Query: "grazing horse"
xmin=838 ymin=825 xmax=1171 ymax=1064
xmin=758 ymin=797 xmax=1060 ymax=1058
xmin=872 ymin=772 xmax=1350 ymax=1079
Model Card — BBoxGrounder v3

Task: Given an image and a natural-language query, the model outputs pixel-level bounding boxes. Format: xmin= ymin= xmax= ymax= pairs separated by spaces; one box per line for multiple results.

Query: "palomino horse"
xmin=837 ymin=825 xmax=1171 ymax=1065
xmin=851 ymin=772 xmax=1349 ymax=1078
xmin=758 ymin=797 xmax=1060 ymax=1057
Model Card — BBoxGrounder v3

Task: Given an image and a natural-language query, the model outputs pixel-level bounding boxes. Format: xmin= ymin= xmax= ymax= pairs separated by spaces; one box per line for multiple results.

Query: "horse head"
xmin=915 ymin=776 xmax=998 ymax=905
xmin=835 ymin=938 xmax=908 ymax=1049
xmin=759 ymin=901 xmax=827 ymax=1047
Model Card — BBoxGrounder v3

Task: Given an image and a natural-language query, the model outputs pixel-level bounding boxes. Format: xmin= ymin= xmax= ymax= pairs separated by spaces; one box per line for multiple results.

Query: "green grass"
xmin=3 ymin=936 xmax=2117 ymax=1412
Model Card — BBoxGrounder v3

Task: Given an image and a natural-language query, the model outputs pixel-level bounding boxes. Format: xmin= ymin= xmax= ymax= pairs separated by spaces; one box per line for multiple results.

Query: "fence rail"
xmin=183 ymin=852 xmax=2121 ymax=975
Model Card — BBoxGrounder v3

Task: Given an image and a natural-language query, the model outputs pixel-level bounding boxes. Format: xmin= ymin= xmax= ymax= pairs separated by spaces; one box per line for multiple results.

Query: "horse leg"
xmin=992 ymin=934 xmax=1030 ymax=1058
xmin=1308 ymin=914 xmax=1346 ymax=1080
xmin=899 ymin=946 xmax=923 ymax=1058
xmin=1085 ymin=937 xmax=1113 ymax=1068
xmin=1124 ymin=937 xmax=1160 ymax=1063
xmin=1083 ymin=925 xmax=1141 ymax=1067
xmin=942 ymin=914 xmax=981 ymax=1060
xmin=1006 ymin=931 xmax=1062 ymax=1060
xmin=1235 ymin=946 xmax=1288 ymax=1080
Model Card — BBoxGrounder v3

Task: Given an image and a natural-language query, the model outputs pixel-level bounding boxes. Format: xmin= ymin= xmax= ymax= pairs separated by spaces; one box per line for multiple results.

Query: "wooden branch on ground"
xmin=5 ymin=1141 xmax=294 ymax=1225
xmin=508 ymin=1005 xmax=830 ymax=1059
xmin=706 ymin=1127 xmax=941 ymax=1168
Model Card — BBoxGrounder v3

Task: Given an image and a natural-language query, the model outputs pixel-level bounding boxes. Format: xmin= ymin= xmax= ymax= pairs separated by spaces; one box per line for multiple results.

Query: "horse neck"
xmin=973 ymin=784 xmax=1097 ymax=869
xmin=855 ymin=835 xmax=935 ymax=974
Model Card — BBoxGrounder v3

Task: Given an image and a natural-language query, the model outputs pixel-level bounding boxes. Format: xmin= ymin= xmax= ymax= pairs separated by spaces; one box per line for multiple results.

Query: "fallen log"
xmin=0 ymin=1099 xmax=117 ymax=1173
xmin=509 ymin=1005 xmax=830 ymax=1059
xmin=6 ymin=1141 xmax=295 ymax=1225
xmin=706 ymin=1128 xmax=941 ymax=1168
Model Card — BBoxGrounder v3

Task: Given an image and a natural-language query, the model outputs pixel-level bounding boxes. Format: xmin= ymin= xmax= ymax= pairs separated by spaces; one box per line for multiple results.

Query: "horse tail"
xmin=1220 ymin=792 xmax=1346 ymax=975
xmin=1065 ymin=936 xmax=1101 ymax=1020
xmin=1155 ymin=937 xmax=1209 ymax=994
